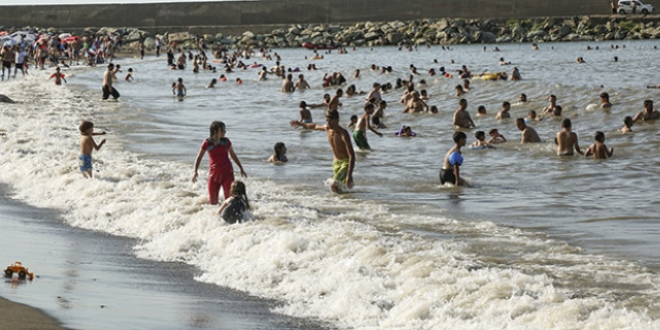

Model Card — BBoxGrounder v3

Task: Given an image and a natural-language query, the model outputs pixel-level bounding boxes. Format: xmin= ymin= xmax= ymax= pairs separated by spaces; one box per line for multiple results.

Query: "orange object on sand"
xmin=3 ymin=261 xmax=34 ymax=280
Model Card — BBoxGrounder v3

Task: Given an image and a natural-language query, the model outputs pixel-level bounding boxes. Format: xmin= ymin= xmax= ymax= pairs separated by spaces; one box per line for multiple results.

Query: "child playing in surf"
xmin=268 ymin=142 xmax=288 ymax=163
xmin=291 ymin=110 xmax=355 ymax=193
xmin=49 ymin=67 xmax=67 ymax=85
xmin=218 ymin=181 xmax=250 ymax=224
xmin=353 ymin=103 xmax=383 ymax=150
xmin=78 ymin=120 xmax=106 ymax=178
xmin=125 ymin=68 xmax=134 ymax=82
xmin=192 ymin=121 xmax=248 ymax=205
xmin=440 ymin=131 xmax=467 ymax=186
xmin=585 ymin=131 xmax=614 ymax=159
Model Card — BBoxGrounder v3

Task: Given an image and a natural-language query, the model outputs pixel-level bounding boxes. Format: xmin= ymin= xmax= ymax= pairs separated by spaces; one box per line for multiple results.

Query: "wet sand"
xmin=0 ymin=185 xmax=332 ymax=330
xmin=0 ymin=297 xmax=69 ymax=330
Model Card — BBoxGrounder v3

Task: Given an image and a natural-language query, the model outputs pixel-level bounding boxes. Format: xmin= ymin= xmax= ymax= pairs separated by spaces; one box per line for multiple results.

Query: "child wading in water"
xmin=585 ymin=131 xmax=614 ymax=159
xmin=440 ymin=131 xmax=467 ymax=186
xmin=218 ymin=181 xmax=250 ymax=224
xmin=268 ymin=142 xmax=288 ymax=163
xmin=50 ymin=67 xmax=67 ymax=85
xmin=78 ymin=120 xmax=106 ymax=178
xmin=193 ymin=121 xmax=247 ymax=205
xmin=353 ymin=103 xmax=383 ymax=150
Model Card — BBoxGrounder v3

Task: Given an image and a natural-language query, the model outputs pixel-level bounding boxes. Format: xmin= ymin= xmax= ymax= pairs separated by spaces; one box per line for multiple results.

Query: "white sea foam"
xmin=1 ymin=68 xmax=659 ymax=330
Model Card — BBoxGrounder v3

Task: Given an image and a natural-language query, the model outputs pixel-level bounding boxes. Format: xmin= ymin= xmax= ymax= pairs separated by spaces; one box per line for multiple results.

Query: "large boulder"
xmin=526 ymin=30 xmax=548 ymax=39
xmin=364 ymin=31 xmax=381 ymax=41
xmin=614 ymin=30 xmax=628 ymax=39
xmin=388 ymin=20 xmax=406 ymax=30
xmin=477 ymin=31 xmax=497 ymax=43
xmin=386 ymin=32 xmax=404 ymax=44
xmin=328 ymin=25 xmax=342 ymax=33
xmin=558 ymin=24 xmax=572 ymax=38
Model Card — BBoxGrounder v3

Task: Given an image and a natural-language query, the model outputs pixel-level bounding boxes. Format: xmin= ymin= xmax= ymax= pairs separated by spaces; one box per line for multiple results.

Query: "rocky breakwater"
xmin=11 ymin=15 xmax=660 ymax=53
xmin=199 ymin=16 xmax=660 ymax=49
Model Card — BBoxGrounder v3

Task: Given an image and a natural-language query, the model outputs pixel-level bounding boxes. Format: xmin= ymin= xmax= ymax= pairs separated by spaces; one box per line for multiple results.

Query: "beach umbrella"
xmin=11 ymin=31 xmax=36 ymax=42
xmin=62 ymin=36 xmax=81 ymax=44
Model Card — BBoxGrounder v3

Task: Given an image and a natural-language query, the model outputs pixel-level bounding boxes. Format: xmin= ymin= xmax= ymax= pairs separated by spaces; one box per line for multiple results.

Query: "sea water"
xmin=1 ymin=40 xmax=660 ymax=329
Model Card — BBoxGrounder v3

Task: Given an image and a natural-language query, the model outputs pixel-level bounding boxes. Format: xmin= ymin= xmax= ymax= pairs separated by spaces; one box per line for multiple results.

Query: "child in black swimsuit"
xmin=219 ymin=181 xmax=250 ymax=224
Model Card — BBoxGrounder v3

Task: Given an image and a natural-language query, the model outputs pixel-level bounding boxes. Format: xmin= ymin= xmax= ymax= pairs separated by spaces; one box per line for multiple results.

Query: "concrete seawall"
xmin=0 ymin=0 xmax=615 ymax=34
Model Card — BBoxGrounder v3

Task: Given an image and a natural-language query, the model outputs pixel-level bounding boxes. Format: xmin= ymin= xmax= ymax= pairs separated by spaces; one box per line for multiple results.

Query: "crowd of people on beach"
xmin=1 ymin=30 xmax=658 ymax=223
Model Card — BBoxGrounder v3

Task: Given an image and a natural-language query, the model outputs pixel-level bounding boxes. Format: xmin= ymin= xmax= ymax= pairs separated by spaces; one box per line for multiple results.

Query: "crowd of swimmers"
xmin=3 ymin=35 xmax=659 ymax=222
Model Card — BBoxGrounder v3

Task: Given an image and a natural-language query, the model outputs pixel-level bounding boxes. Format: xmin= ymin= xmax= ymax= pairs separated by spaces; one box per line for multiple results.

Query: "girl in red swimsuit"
xmin=192 ymin=121 xmax=247 ymax=204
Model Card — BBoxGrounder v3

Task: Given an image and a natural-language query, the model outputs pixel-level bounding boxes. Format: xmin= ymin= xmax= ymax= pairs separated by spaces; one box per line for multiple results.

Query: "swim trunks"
xmin=302 ymin=119 xmax=313 ymax=124
xmin=79 ymin=154 xmax=92 ymax=173
xmin=333 ymin=158 xmax=349 ymax=184
xmin=177 ymin=90 xmax=185 ymax=97
xmin=352 ymin=130 xmax=371 ymax=150
xmin=439 ymin=168 xmax=456 ymax=185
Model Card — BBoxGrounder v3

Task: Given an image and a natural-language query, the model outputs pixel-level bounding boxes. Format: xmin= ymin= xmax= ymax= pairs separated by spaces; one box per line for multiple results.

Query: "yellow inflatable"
xmin=479 ymin=72 xmax=508 ymax=81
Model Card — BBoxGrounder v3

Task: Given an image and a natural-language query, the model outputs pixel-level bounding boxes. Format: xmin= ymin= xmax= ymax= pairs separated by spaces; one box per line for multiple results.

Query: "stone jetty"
xmin=5 ymin=15 xmax=660 ymax=52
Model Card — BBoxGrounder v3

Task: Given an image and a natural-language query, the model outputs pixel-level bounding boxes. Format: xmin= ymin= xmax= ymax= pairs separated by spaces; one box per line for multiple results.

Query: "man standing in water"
xmin=555 ymin=118 xmax=583 ymax=156
xmin=102 ymin=63 xmax=120 ymax=101
xmin=453 ymin=99 xmax=475 ymax=129
xmin=281 ymin=74 xmax=295 ymax=93
xmin=515 ymin=118 xmax=541 ymax=143
xmin=291 ymin=109 xmax=355 ymax=193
